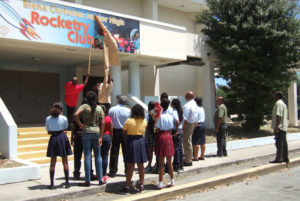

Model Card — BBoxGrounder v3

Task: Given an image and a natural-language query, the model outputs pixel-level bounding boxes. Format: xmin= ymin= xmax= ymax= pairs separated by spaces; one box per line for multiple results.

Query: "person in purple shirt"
xmin=107 ymin=96 xmax=130 ymax=177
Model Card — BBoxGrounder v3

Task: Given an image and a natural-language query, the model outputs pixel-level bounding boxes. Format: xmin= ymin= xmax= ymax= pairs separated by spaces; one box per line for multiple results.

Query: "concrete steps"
xmin=17 ymin=127 xmax=73 ymax=165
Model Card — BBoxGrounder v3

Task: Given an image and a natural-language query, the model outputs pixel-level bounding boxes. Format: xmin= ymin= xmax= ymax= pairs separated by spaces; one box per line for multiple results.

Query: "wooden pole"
xmin=88 ymin=39 xmax=92 ymax=74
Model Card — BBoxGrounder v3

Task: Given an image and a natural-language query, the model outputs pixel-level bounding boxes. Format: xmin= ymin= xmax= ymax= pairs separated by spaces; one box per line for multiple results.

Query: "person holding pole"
xmin=64 ymin=74 xmax=90 ymax=130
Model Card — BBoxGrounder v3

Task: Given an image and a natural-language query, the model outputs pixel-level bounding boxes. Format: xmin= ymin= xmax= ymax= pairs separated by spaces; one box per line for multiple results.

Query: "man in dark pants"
xmin=71 ymin=116 xmax=96 ymax=180
xmin=214 ymin=96 xmax=228 ymax=157
xmin=107 ymin=96 xmax=130 ymax=177
xmin=270 ymin=91 xmax=289 ymax=163
xmin=64 ymin=74 xmax=90 ymax=130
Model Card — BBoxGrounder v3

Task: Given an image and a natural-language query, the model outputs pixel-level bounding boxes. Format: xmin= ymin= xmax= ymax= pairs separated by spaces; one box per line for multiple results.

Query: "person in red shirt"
xmin=65 ymin=74 xmax=90 ymax=130
xmin=100 ymin=105 xmax=113 ymax=182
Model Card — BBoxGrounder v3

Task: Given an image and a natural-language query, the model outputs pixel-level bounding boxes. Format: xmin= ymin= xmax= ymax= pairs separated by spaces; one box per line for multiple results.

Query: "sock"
xmin=64 ymin=170 xmax=69 ymax=183
xmin=50 ymin=170 xmax=55 ymax=186
xmin=170 ymin=179 xmax=175 ymax=185
xmin=158 ymin=182 xmax=163 ymax=188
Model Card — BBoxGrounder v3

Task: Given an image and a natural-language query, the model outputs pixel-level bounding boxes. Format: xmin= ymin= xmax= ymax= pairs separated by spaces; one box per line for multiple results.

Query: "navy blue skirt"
xmin=125 ymin=135 xmax=148 ymax=164
xmin=47 ymin=131 xmax=73 ymax=157
xmin=192 ymin=122 xmax=206 ymax=145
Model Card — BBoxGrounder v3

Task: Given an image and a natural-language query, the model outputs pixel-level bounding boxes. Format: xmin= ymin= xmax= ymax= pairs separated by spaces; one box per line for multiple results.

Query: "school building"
xmin=0 ymin=0 xmax=298 ymax=130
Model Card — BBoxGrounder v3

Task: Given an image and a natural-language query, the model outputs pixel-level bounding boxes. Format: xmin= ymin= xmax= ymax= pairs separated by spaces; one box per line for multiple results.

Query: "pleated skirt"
xmin=125 ymin=135 xmax=148 ymax=164
xmin=47 ymin=131 xmax=72 ymax=157
xmin=155 ymin=131 xmax=175 ymax=157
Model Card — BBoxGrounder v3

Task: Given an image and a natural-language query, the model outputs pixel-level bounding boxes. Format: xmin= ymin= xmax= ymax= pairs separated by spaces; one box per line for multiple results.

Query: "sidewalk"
xmin=1 ymin=139 xmax=300 ymax=201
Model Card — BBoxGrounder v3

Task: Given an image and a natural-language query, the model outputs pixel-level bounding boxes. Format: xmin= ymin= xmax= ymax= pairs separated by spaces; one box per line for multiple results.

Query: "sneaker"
xmin=139 ymin=185 xmax=145 ymax=193
xmin=102 ymin=176 xmax=109 ymax=182
xmin=99 ymin=180 xmax=107 ymax=185
xmin=65 ymin=182 xmax=71 ymax=188
xmin=178 ymin=168 xmax=184 ymax=173
xmin=120 ymin=186 xmax=130 ymax=194
xmin=157 ymin=182 xmax=163 ymax=190
xmin=167 ymin=181 xmax=175 ymax=188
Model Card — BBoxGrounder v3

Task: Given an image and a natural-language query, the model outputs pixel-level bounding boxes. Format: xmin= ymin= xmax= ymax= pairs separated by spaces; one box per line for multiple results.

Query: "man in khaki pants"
xmin=182 ymin=91 xmax=198 ymax=166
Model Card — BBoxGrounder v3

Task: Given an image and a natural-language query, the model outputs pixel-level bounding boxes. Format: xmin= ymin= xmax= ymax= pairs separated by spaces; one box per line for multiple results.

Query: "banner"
xmin=0 ymin=0 xmax=140 ymax=54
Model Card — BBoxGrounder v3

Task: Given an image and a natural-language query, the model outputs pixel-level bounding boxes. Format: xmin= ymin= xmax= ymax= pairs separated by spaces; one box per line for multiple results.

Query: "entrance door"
xmin=0 ymin=70 xmax=59 ymax=123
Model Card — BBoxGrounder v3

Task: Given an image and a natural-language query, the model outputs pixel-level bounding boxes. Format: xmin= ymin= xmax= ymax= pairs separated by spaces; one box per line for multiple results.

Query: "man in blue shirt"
xmin=108 ymin=96 xmax=130 ymax=177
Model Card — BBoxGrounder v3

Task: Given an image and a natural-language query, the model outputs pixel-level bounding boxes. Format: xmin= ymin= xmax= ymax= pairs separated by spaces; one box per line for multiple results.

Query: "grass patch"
xmin=205 ymin=122 xmax=300 ymax=144
xmin=0 ymin=152 xmax=24 ymax=169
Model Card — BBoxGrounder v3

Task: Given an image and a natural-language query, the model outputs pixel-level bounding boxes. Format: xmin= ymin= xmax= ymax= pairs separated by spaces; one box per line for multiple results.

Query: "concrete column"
xmin=142 ymin=0 xmax=158 ymax=20
xmin=203 ymin=59 xmax=216 ymax=129
xmin=129 ymin=61 xmax=140 ymax=98
xmin=154 ymin=66 xmax=160 ymax=96
xmin=110 ymin=65 xmax=122 ymax=106
xmin=288 ymin=80 xmax=298 ymax=126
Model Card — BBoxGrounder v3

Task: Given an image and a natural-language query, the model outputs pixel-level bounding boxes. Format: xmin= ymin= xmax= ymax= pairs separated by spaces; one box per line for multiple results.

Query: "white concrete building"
xmin=0 ymin=0 xmax=297 ymax=128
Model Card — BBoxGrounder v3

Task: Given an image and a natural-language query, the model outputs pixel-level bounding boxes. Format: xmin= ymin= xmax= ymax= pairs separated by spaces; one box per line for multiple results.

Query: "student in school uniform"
xmin=120 ymin=104 xmax=148 ymax=194
xmin=155 ymin=98 xmax=175 ymax=189
xmin=145 ymin=101 xmax=156 ymax=173
xmin=171 ymin=99 xmax=184 ymax=172
xmin=46 ymin=102 xmax=72 ymax=189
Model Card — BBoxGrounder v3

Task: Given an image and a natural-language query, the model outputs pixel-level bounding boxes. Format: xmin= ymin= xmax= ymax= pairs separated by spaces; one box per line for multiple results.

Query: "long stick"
xmin=88 ymin=39 xmax=92 ymax=74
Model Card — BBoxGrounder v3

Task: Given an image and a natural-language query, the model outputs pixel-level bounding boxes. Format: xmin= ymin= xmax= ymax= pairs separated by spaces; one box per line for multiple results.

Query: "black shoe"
xmin=73 ymin=175 xmax=80 ymax=180
xmin=283 ymin=159 xmax=290 ymax=163
xmin=78 ymin=181 xmax=91 ymax=187
xmin=199 ymin=157 xmax=205 ymax=160
xmin=224 ymin=153 xmax=228 ymax=157
xmin=91 ymin=174 xmax=98 ymax=181
xmin=269 ymin=160 xmax=282 ymax=163
xmin=183 ymin=162 xmax=192 ymax=166
xmin=107 ymin=172 xmax=116 ymax=178
xmin=65 ymin=182 xmax=71 ymax=188
xmin=120 ymin=186 xmax=130 ymax=194
xmin=47 ymin=185 xmax=55 ymax=190
xmin=99 ymin=180 xmax=107 ymax=185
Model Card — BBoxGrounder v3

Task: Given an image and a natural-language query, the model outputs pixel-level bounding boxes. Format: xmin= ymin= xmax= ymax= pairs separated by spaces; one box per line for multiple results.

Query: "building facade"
xmin=0 ymin=0 xmax=297 ymax=128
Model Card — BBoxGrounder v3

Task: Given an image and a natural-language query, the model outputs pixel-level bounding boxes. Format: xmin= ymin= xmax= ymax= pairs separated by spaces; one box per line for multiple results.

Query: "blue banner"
xmin=0 ymin=0 xmax=140 ymax=53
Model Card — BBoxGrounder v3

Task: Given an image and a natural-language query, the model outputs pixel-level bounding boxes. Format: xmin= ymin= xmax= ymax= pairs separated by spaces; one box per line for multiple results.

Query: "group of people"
xmin=94 ymin=28 xmax=140 ymax=54
xmin=45 ymin=73 xmax=289 ymax=193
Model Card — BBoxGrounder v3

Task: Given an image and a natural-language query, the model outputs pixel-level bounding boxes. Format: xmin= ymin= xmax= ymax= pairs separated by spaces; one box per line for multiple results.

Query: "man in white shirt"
xmin=270 ymin=91 xmax=289 ymax=163
xmin=182 ymin=91 xmax=198 ymax=166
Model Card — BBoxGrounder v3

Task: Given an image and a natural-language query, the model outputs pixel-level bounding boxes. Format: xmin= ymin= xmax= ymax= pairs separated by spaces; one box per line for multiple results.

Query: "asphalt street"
xmin=172 ymin=164 xmax=300 ymax=201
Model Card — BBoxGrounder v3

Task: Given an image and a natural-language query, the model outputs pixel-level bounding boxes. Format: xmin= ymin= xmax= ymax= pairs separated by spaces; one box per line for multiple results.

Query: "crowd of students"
xmin=44 ymin=91 xmax=206 ymax=193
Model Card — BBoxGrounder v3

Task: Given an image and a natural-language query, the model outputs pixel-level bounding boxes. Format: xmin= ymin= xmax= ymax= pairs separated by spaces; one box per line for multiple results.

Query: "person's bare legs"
xmin=200 ymin=144 xmax=206 ymax=159
xmin=125 ymin=163 xmax=135 ymax=187
xmin=137 ymin=163 xmax=145 ymax=186
xmin=193 ymin=145 xmax=199 ymax=160
xmin=158 ymin=156 xmax=165 ymax=182
xmin=147 ymin=148 xmax=153 ymax=167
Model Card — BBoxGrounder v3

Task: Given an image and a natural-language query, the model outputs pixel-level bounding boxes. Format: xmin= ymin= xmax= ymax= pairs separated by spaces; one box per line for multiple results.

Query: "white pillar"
xmin=129 ymin=61 xmax=141 ymax=98
xmin=142 ymin=0 xmax=158 ymax=20
xmin=203 ymin=59 xmax=216 ymax=129
xmin=288 ymin=80 xmax=298 ymax=126
xmin=154 ymin=66 xmax=160 ymax=96
xmin=110 ymin=65 xmax=122 ymax=106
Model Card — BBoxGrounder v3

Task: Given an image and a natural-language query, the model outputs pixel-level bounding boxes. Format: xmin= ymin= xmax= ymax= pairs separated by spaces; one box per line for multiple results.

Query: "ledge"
xmin=0 ymin=159 xmax=40 ymax=185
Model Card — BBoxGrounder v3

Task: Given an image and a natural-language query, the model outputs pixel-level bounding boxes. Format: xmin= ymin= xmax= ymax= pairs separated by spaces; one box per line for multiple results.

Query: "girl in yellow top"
xmin=121 ymin=104 xmax=148 ymax=194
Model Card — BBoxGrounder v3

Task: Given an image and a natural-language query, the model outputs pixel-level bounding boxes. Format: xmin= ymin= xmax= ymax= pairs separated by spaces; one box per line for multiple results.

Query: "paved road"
xmin=173 ymin=165 xmax=300 ymax=201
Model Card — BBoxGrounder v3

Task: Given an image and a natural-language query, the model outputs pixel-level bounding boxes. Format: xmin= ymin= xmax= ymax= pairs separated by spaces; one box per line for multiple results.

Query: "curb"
xmin=116 ymin=157 xmax=300 ymax=201
xmin=23 ymin=148 xmax=300 ymax=201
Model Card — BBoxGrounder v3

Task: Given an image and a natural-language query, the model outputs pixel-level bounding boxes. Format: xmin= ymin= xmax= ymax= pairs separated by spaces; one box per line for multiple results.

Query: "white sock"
xmin=157 ymin=182 xmax=163 ymax=188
